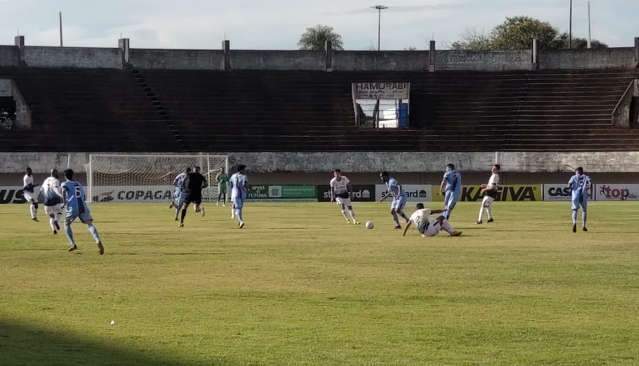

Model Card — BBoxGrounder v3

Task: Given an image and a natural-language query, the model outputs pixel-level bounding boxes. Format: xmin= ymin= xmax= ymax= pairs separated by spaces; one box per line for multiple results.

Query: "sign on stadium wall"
xmin=542 ymin=184 xmax=594 ymax=201
xmin=595 ymin=184 xmax=639 ymax=201
xmin=353 ymin=82 xmax=410 ymax=99
xmin=375 ymin=185 xmax=433 ymax=202
xmin=0 ymin=186 xmax=29 ymax=204
xmin=91 ymin=185 xmax=175 ymax=202
xmin=317 ymin=185 xmax=376 ymax=202
xmin=247 ymin=185 xmax=316 ymax=200
xmin=431 ymin=185 xmax=542 ymax=202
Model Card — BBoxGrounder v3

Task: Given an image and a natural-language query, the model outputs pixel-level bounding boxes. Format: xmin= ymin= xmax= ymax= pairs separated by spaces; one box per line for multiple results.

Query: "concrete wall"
xmin=22 ymin=46 xmax=121 ymax=69
xmin=129 ymin=49 xmax=225 ymax=70
xmin=436 ymin=50 xmax=531 ymax=71
xmin=539 ymin=47 xmax=637 ymax=70
xmin=231 ymin=50 xmax=324 ymax=70
xmin=332 ymin=51 xmax=430 ymax=71
xmin=4 ymin=151 xmax=639 ymax=175
xmin=0 ymin=46 xmax=19 ymax=66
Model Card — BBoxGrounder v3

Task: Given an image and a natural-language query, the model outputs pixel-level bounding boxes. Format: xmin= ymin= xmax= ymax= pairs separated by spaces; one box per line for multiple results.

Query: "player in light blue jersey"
xmin=440 ymin=163 xmax=462 ymax=220
xmin=61 ymin=169 xmax=104 ymax=254
xmin=379 ymin=171 xmax=409 ymax=229
xmin=170 ymin=167 xmax=191 ymax=221
xmin=229 ymin=164 xmax=248 ymax=228
xmin=568 ymin=167 xmax=591 ymax=233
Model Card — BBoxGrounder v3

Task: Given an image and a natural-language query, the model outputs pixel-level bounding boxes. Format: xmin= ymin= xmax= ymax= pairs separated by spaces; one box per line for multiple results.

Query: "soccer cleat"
xmin=450 ymin=231 xmax=463 ymax=237
xmin=583 ymin=227 xmax=588 ymax=232
xmin=239 ymin=222 xmax=245 ymax=229
xmin=487 ymin=218 xmax=494 ymax=223
xmin=353 ymin=221 xmax=360 ymax=225
xmin=572 ymin=224 xmax=577 ymax=233
xmin=394 ymin=225 xmax=402 ymax=230
xmin=54 ymin=221 xmax=61 ymax=231
xmin=178 ymin=223 xmax=184 ymax=228
xmin=32 ymin=217 xmax=39 ymax=222
xmin=68 ymin=245 xmax=78 ymax=252
xmin=476 ymin=220 xmax=482 ymax=225
xmin=168 ymin=202 xmax=174 ymax=209
xmin=52 ymin=230 xmax=57 ymax=235
xmin=97 ymin=242 xmax=104 ymax=255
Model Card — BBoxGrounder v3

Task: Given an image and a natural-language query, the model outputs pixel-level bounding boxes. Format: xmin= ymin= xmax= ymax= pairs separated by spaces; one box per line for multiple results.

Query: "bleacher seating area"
xmin=0 ymin=67 xmax=637 ymax=152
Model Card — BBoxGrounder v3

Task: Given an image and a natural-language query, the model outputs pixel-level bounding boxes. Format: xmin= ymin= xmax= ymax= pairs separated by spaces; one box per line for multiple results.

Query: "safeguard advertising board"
xmin=543 ymin=184 xmax=593 ymax=201
xmin=595 ymin=184 xmax=639 ymax=201
xmin=432 ymin=185 xmax=542 ymax=202
xmin=375 ymin=185 xmax=433 ymax=202
xmin=317 ymin=185 xmax=376 ymax=202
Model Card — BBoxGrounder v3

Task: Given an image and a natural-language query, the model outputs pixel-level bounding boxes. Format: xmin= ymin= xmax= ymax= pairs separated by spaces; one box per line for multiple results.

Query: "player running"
xmin=379 ymin=171 xmax=409 ymax=229
xmin=440 ymin=163 xmax=462 ymax=219
xmin=229 ymin=164 xmax=248 ymax=228
xmin=215 ymin=169 xmax=229 ymax=207
xmin=42 ymin=169 xmax=64 ymax=234
xmin=22 ymin=167 xmax=38 ymax=221
xmin=568 ymin=167 xmax=591 ymax=233
xmin=171 ymin=167 xmax=191 ymax=221
xmin=61 ymin=169 xmax=104 ymax=254
xmin=329 ymin=169 xmax=359 ymax=224
xmin=179 ymin=166 xmax=208 ymax=227
xmin=477 ymin=164 xmax=500 ymax=224
xmin=403 ymin=203 xmax=462 ymax=237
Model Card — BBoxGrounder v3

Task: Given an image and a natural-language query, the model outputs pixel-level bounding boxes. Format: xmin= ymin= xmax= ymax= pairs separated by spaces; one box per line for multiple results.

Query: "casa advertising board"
xmin=542 ymin=184 xmax=594 ymax=201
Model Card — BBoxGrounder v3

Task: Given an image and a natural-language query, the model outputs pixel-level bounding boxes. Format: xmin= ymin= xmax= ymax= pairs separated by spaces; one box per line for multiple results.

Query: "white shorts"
xmin=336 ymin=197 xmax=352 ymax=207
xmin=23 ymin=191 xmax=36 ymax=202
xmin=424 ymin=222 xmax=441 ymax=237
xmin=45 ymin=204 xmax=63 ymax=216
xmin=481 ymin=196 xmax=494 ymax=208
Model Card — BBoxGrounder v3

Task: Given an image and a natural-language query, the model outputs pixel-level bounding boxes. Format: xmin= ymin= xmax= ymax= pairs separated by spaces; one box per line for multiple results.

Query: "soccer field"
xmin=1 ymin=201 xmax=639 ymax=365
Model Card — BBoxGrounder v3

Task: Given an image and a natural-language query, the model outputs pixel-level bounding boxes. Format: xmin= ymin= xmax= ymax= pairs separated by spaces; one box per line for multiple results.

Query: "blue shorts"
xmin=444 ymin=191 xmax=459 ymax=211
xmin=572 ymin=193 xmax=588 ymax=211
xmin=232 ymin=196 xmax=245 ymax=209
xmin=66 ymin=207 xmax=93 ymax=224
xmin=391 ymin=195 xmax=407 ymax=211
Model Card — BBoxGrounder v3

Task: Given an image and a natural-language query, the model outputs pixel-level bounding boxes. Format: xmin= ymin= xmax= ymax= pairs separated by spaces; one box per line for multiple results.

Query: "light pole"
xmin=568 ymin=0 xmax=573 ymax=48
xmin=372 ymin=5 xmax=388 ymax=51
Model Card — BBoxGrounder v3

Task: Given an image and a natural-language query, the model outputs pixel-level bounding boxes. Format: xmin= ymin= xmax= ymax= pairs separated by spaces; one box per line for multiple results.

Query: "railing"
xmin=611 ymin=79 xmax=637 ymax=128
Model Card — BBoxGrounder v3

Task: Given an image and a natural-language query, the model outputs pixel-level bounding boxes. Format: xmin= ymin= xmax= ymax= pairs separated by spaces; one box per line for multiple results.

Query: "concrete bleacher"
xmin=0 ymin=67 xmax=637 ymax=152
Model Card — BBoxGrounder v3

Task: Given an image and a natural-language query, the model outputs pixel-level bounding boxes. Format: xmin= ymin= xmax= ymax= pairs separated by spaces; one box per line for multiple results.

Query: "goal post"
xmin=86 ymin=154 xmax=229 ymax=203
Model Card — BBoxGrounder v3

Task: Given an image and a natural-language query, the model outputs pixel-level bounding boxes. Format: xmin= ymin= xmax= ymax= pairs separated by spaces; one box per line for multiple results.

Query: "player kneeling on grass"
xmin=42 ymin=169 xmax=64 ymax=234
xmin=61 ymin=169 xmax=104 ymax=255
xmin=403 ymin=203 xmax=462 ymax=238
xmin=330 ymin=169 xmax=359 ymax=225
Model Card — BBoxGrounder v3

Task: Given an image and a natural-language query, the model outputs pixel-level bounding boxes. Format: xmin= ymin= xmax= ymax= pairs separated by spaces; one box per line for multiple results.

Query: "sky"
xmin=0 ymin=0 xmax=637 ymax=50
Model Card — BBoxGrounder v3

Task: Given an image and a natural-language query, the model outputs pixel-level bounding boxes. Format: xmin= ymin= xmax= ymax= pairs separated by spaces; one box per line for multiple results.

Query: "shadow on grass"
xmin=0 ymin=319 xmax=237 ymax=366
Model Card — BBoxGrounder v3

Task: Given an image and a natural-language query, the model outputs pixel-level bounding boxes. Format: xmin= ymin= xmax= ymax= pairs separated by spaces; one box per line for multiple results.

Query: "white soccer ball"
xmin=110 ymin=320 xmax=116 ymax=326
xmin=365 ymin=221 xmax=374 ymax=230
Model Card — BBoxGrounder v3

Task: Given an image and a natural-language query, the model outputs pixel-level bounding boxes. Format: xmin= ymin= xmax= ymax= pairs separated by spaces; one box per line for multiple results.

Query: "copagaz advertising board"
xmin=91 ymin=185 xmax=176 ymax=202
xmin=595 ymin=184 xmax=639 ymax=201
xmin=317 ymin=185 xmax=376 ymax=202
xmin=543 ymin=184 xmax=594 ymax=201
xmin=375 ymin=185 xmax=433 ymax=202
xmin=431 ymin=185 xmax=542 ymax=202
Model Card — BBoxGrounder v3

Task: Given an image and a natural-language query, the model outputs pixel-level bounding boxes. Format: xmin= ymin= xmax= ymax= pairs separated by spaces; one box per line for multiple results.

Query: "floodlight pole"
xmin=372 ymin=5 xmax=388 ymax=51
xmin=59 ymin=11 xmax=63 ymax=47
xmin=568 ymin=0 xmax=573 ymax=48
xmin=587 ymin=1 xmax=592 ymax=48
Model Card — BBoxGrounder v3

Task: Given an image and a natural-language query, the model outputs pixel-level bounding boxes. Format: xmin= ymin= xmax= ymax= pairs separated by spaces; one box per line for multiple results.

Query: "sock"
xmin=49 ymin=215 xmax=56 ymax=232
xmin=234 ymin=208 xmax=243 ymax=224
xmin=88 ymin=224 xmax=101 ymax=243
xmin=399 ymin=211 xmax=409 ymax=222
xmin=478 ymin=206 xmax=485 ymax=221
xmin=64 ymin=224 xmax=76 ymax=248
xmin=486 ymin=207 xmax=493 ymax=220
xmin=348 ymin=208 xmax=356 ymax=222
xmin=582 ymin=210 xmax=587 ymax=227
xmin=30 ymin=203 xmax=37 ymax=219
xmin=340 ymin=209 xmax=350 ymax=222
xmin=572 ymin=210 xmax=578 ymax=225
xmin=180 ymin=208 xmax=187 ymax=224
xmin=391 ymin=211 xmax=400 ymax=226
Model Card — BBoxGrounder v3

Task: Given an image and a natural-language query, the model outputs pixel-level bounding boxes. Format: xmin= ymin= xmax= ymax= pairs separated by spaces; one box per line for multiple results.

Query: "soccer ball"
xmin=365 ymin=221 xmax=374 ymax=230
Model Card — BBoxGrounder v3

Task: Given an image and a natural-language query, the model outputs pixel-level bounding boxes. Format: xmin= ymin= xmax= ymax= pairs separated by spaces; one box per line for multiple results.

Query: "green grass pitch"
xmin=1 ymin=201 xmax=639 ymax=365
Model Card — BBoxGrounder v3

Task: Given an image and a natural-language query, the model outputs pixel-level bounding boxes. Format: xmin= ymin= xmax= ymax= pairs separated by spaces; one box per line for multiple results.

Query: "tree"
xmin=298 ymin=25 xmax=344 ymax=51
xmin=549 ymin=33 xmax=608 ymax=49
xmin=491 ymin=16 xmax=557 ymax=50
xmin=451 ymin=29 xmax=493 ymax=51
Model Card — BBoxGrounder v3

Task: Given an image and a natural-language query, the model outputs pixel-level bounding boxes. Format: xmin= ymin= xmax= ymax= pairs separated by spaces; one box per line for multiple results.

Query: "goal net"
xmin=86 ymin=154 xmax=228 ymax=203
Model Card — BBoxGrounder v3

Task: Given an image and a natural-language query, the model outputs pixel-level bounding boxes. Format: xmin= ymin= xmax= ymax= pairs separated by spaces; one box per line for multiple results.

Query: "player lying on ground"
xmin=379 ymin=171 xmax=409 ymax=229
xmin=230 ymin=164 xmax=248 ymax=228
xmin=403 ymin=203 xmax=462 ymax=237
xmin=568 ymin=167 xmax=591 ymax=233
xmin=61 ymin=169 xmax=104 ymax=255
xmin=42 ymin=169 xmax=64 ymax=234
xmin=179 ymin=166 xmax=207 ymax=227
xmin=477 ymin=164 xmax=500 ymax=224
xmin=23 ymin=166 xmax=38 ymax=221
xmin=329 ymin=169 xmax=359 ymax=224
xmin=440 ymin=163 xmax=461 ymax=220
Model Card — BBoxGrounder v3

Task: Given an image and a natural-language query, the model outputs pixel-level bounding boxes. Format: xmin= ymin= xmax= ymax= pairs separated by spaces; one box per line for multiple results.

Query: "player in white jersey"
xmin=22 ymin=167 xmax=38 ymax=221
xmin=329 ymin=169 xmax=359 ymax=224
xmin=568 ymin=167 xmax=591 ymax=233
xmin=170 ymin=167 xmax=191 ymax=221
xmin=229 ymin=164 xmax=248 ymax=228
xmin=42 ymin=169 xmax=64 ymax=234
xmin=379 ymin=171 xmax=410 ymax=229
xmin=477 ymin=164 xmax=500 ymax=224
xmin=403 ymin=203 xmax=462 ymax=237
